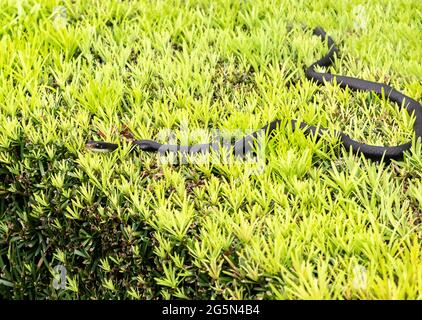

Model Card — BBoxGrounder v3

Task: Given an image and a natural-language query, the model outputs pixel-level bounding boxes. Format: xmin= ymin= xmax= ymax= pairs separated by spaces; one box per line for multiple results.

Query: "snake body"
xmin=87 ymin=27 xmax=422 ymax=162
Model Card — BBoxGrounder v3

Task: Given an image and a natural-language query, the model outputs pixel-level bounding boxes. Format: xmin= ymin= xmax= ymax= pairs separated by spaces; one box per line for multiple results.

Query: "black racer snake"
xmin=87 ymin=27 xmax=422 ymax=162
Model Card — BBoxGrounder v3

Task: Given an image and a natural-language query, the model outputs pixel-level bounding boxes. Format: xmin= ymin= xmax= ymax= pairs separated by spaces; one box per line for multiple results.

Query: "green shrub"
xmin=1 ymin=0 xmax=422 ymax=299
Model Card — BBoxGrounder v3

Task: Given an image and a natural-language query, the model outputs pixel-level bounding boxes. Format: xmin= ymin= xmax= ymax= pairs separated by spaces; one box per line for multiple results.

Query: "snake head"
xmin=86 ymin=141 xmax=118 ymax=152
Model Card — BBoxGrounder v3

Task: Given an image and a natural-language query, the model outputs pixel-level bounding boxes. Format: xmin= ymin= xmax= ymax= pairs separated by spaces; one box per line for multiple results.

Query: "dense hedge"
xmin=1 ymin=0 xmax=422 ymax=299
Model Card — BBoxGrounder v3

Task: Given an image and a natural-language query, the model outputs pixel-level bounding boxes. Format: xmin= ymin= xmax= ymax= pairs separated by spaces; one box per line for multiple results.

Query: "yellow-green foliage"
xmin=0 ymin=0 xmax=421 ymax=299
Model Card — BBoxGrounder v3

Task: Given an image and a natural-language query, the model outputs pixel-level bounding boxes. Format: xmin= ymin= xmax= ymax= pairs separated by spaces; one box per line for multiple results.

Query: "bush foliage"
xmin=0 ymin=0 xmax=421 ymax=299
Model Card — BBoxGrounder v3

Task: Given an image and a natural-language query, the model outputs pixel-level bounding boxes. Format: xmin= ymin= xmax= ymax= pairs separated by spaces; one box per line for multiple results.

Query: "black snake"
xmin=87 ymin=27 xmax=422 ymax=162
